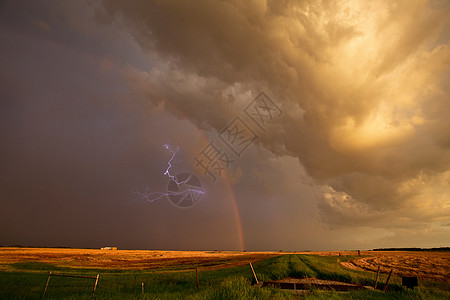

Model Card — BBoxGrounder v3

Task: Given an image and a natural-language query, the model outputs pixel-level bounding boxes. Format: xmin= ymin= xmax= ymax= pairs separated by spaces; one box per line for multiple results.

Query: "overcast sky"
xmin=1 ymin=0 xmax=449 ymax=251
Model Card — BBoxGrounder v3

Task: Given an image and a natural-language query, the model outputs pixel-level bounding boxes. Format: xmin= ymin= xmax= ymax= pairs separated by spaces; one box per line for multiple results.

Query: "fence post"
xmin=249 ymin=263 xmax=259 ymax=284
xmin=374 ymin=265 xmax=380 ymax=289
xmin=92 ymin=274 xmax=99 ymax=297
xmin=196 ymin=267 xmax=199 ymax=289
xmin=383 ymin=269 xmax=393 ymax=292
xmin=142 ymin=282 xmax=144 ymax=295
xmin=43 ymin=271 xmax=52 ymax=298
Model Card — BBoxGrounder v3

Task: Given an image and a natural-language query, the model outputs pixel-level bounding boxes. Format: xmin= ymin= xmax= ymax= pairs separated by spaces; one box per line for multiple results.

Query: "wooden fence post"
xmin=43 ymin=271 xmax=52 ymax=298
xmin=383 ymin=269 xmax=393 ymax=292
xmin=249 ymin=263 xmax=259 ymax=284
xmin=374 ymin=265 xmax=380 ymax=289
xmin=92 ymin=274 xmax=99 ymax=297
xmin=196 ymin=267 xmax=199 ymax=289
xmin=142 ymin=282 xmax=144 ymax=295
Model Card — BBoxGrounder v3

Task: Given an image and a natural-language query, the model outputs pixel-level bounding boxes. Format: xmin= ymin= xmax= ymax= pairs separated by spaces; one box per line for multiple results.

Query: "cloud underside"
xmin=99 ymin=0 xmax=450 ymax=229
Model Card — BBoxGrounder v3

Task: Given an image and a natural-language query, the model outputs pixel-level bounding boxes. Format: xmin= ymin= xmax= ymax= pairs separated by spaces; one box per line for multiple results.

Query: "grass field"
xmin=0 ymin=248 xmax=449 ymax=299
xmin=0 ymin=248 xmax=281 ymax=271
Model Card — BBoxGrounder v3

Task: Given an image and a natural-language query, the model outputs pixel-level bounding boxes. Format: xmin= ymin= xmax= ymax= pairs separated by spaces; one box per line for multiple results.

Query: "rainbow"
xmin=141 ymin=86 xmax=246 ymax=251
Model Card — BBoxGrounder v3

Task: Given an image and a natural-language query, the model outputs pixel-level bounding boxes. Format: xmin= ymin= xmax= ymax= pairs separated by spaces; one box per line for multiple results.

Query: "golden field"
xmin=1 ymin=247 xmax=449 ymax=282
xmin=341 ymin=250 xmax=450 ymax=281
xmin=0 ymin=247 xmax=280 ymax=271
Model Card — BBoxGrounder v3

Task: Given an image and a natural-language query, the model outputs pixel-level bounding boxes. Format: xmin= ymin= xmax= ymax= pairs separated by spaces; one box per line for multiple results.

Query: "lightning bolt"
xmin=162 ymin=144 xmax=190 ymax=185
xmin=130 ymin=144 xmax=204 ymax=205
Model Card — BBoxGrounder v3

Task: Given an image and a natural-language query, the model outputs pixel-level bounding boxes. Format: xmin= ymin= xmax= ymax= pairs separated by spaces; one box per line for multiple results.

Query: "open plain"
xmin=1 ymin=247 xmax=449 ymax=299
xmin=0 ymin=247 xmax=281 ymax=271
xmin=341 ymin=250 xmax=450 ymax=281
xmin=295 ymin=250 xmax=450 ymax=281
xmin=1 ymin=248 xmax=449 ymax=280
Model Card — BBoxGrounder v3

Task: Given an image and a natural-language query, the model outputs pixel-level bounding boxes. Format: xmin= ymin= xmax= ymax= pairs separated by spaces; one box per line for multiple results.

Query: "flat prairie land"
xmin=293 ymin=250 xmax=450 ymax=281
xmin=1 ymin=248 xmax=448 ymax=281
xmin=0 ymin=247 xmax=281 ymax=271
xmin=339 ymin=250 xmax=450 ymax=281
xmin=1 ymin=248 xmax=449 ymax=299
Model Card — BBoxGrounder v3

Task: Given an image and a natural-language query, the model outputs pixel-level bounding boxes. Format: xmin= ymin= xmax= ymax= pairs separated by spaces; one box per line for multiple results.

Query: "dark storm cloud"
xmin=0 ymin=0 xmax=244 ymax=250
xmin=99 ymin=0 xmax=450 ymax=230
xmin=1 ymin=0 xmax=449 ymax=251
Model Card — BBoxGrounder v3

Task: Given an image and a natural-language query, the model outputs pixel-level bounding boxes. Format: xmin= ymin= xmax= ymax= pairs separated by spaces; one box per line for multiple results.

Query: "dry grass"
xmin=339 ymin=251 xmax=450 ymax=281
xmin=0 ymin=247 xmax=281 ymax=271
xmin=1 ymin=248 xmax=449 ymax=282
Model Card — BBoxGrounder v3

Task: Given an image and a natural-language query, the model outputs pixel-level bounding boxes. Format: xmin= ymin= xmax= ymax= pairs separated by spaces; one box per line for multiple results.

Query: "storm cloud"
xmin=1 ymin=0 xmax=449 ymax=250
xmin=99 ymin=0 xmax=450 ymax=229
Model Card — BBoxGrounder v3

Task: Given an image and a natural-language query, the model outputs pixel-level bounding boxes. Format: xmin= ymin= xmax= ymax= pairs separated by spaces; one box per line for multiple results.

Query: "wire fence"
xmin=1 ymin=272 xmax=129 ymax=299
xmin=0 ymin=270 xmax=198 ymax=299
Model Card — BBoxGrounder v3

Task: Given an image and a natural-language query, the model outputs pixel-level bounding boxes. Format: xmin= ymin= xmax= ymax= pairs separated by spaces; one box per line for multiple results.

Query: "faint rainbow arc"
xmin=145 ymin=88 xmax=246 ymax=251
